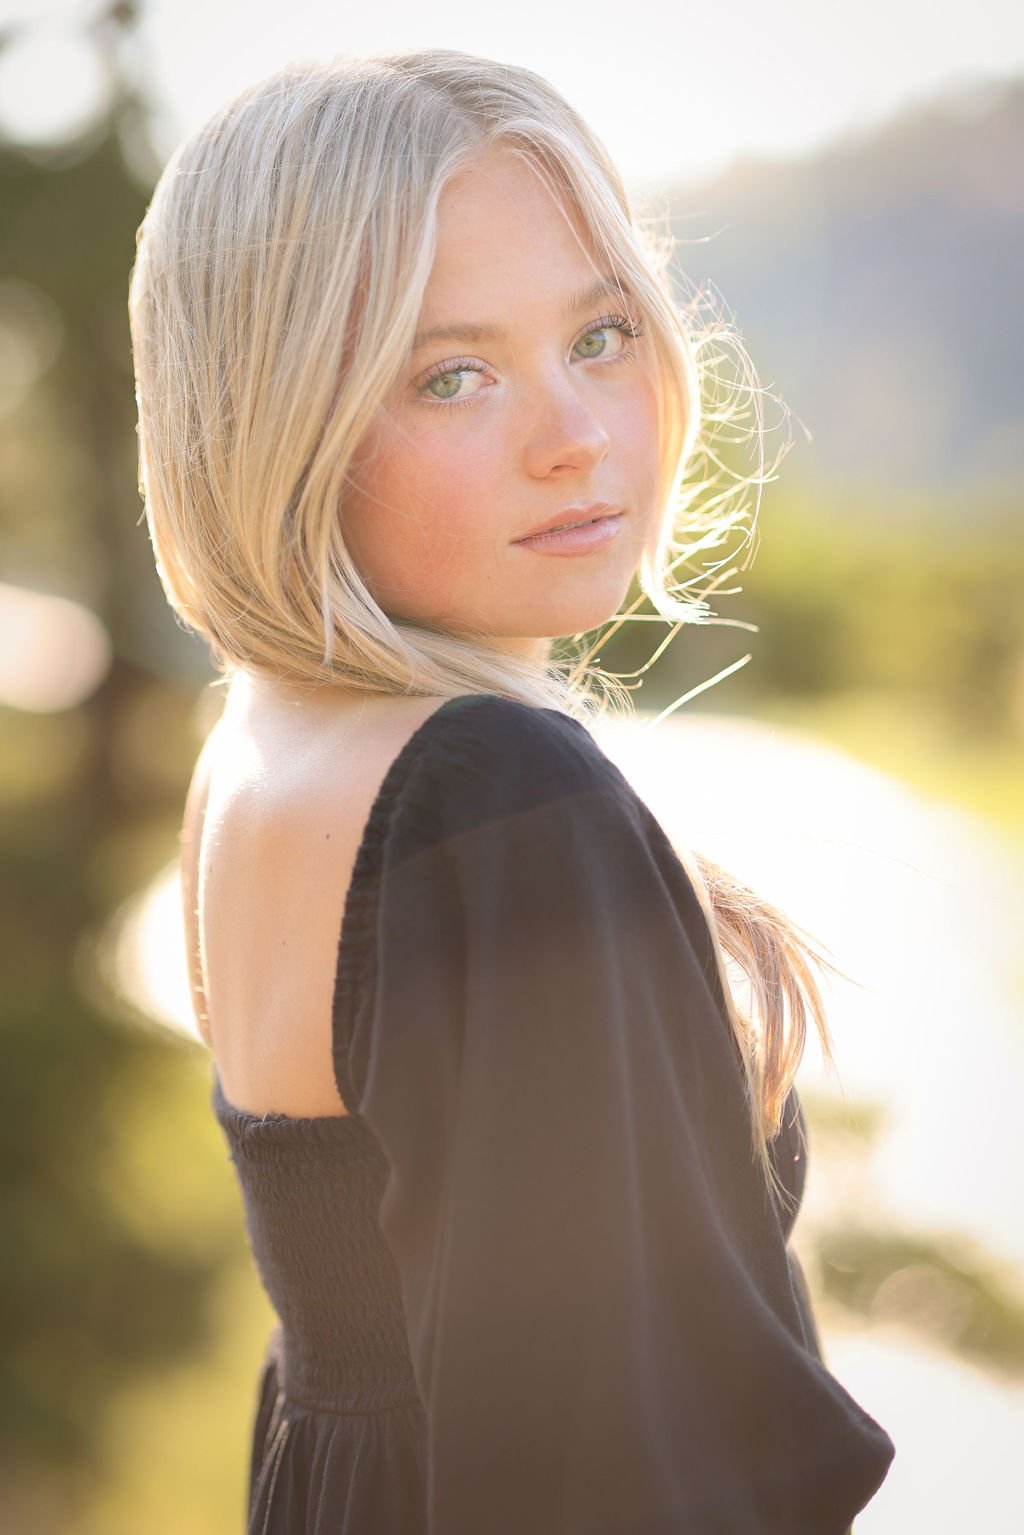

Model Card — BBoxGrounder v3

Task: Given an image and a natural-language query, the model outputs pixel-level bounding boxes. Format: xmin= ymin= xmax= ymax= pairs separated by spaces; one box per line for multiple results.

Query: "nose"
xmin=521 ymin=367 xmax=611 ymax=479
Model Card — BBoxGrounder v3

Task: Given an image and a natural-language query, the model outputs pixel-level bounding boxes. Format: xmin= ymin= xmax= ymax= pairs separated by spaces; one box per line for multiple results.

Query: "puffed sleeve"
xmin=341 ymin=698 xmax=894 ymax=1535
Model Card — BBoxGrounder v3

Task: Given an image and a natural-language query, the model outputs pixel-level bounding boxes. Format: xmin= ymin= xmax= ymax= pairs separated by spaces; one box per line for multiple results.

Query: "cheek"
xmin=619 ymin=373 xmax=663 ymax=505
xmin=342 ymin=418 xmax=498 ymax=604
xmin=379 ymin=420 xmax=505 ymax=559
xmin=634 ymin=373 xmax=662 ymax=457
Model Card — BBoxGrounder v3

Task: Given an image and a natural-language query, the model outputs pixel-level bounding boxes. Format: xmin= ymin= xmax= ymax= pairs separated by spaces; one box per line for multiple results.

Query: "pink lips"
xmin=512 ymin=513 xmax=625 ymax=555
xmin=516 ymin=503 xmax=620 ymax=541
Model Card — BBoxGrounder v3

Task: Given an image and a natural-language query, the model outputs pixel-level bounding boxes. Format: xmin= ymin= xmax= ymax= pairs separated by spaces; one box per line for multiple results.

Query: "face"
xmin=340 ymin=146 xmax=663 ymax=665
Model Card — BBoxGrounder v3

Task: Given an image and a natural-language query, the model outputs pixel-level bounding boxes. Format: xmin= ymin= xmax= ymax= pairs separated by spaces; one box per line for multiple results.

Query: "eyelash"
xmin=415 ymin=312 xmax=646 ymax=412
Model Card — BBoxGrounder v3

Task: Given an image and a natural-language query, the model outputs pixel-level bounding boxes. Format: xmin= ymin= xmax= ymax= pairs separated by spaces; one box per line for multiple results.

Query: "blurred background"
xmin=1 ymin=1 xmax=1021 ymax=1530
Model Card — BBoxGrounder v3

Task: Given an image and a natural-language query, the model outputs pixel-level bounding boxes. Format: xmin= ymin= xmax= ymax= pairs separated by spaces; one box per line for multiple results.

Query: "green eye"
xmin=575 ymin=330 xmax=607 ymax=358
xmin=417 ymin=359 xmax=487 ymax=407
xmin=426 ymin=371 xmax=467 ymax=400
xmin=573 ymin=313 xmax=644 ymax=360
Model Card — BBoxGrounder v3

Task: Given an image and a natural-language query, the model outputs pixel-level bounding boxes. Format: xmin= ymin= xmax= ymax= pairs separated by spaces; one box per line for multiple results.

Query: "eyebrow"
xmin=410 ymin=276 xmax=630 ymax=352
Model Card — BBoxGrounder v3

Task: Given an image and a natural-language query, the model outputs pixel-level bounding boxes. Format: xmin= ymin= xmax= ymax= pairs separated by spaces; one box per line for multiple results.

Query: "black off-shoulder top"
xmin=210 ymin=692 xmax=894 ymax=1534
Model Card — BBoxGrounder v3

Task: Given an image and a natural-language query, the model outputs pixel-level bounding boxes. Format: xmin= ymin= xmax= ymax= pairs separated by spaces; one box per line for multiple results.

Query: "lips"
xmin=516 ymin=503 xmax=620 ymax=541
xmin=547 ymin=515 xmax=600 ymax=533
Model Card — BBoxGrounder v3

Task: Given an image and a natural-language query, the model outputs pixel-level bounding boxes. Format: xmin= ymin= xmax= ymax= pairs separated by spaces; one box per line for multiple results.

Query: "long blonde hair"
xmin=128 ymin=47 xmax=841 ymax=1215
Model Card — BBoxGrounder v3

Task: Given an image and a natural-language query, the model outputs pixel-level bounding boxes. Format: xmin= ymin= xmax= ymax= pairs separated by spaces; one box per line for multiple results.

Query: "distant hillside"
xmin=652 ymin=73 xmax=1023 ymax=508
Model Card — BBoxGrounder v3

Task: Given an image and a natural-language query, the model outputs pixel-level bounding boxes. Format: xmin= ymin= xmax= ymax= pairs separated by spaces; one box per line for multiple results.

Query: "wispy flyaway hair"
xmin=128 ymin=47 xmax=841 ymax=1212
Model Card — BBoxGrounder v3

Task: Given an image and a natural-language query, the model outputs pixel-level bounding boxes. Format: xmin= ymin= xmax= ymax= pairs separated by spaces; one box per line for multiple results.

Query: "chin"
xmin=519 ymin=593 xmax=631 ymax=643
xmin=563 ymin=569 xmax=639 ymax=631
xmin=427 ymin=567 xmax=637 ymax=649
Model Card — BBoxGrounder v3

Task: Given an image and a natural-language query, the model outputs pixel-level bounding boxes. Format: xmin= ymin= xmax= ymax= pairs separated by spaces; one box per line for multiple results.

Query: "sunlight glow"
xmin=0 ymin=582 xmax=111 ymax=712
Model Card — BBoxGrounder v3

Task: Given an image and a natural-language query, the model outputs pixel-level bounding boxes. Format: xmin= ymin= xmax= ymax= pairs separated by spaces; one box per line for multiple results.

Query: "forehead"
xmin=424 ymin=149 xmax=602 ymax=306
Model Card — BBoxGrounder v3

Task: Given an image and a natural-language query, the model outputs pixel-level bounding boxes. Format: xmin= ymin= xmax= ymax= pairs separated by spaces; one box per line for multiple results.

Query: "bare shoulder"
xmin=180 ymin=720 xmax=221 ymax=1049
xmin=183 ymin=685 xmax=461 ymax=1117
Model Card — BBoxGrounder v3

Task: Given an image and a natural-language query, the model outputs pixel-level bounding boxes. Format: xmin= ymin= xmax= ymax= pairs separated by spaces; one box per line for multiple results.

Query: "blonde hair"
xmin=128 ymin=47 xmax=841 ymax=1215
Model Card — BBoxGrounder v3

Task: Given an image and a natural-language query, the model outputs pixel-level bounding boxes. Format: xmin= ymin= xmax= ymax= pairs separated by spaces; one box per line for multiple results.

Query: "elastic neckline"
xmin=211 ymin=692 xmax=509 ymax=1135
xmin=211 ymin=1066 xmax=368 ymax=1137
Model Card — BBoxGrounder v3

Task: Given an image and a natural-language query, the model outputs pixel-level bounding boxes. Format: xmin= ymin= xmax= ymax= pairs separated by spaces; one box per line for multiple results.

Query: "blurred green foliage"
xmin=603 ymin=484 xmax=1024 ymax=741
xmin=0 ymin=10 xmax=249 ymax=1526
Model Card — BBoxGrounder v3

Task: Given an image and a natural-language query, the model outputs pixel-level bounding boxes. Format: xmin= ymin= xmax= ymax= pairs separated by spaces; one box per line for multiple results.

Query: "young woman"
xmin=129 ymin=47 xmax=895 ymax=1534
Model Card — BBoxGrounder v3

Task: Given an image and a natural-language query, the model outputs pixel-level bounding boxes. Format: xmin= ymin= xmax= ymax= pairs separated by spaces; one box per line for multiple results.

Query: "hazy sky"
xmin=2 ymin=0 xmax=1023 ymax=188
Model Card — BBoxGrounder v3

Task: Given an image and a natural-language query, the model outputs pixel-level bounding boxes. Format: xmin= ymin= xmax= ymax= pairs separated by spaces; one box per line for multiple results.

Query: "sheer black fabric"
xmin=212 ymin=693 xmax=894 ymax=1533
